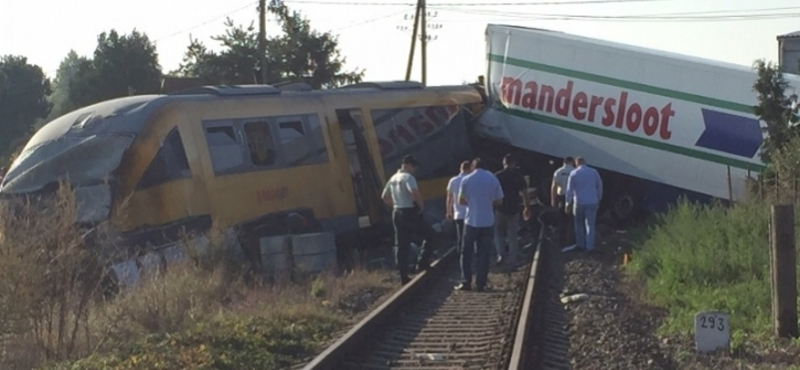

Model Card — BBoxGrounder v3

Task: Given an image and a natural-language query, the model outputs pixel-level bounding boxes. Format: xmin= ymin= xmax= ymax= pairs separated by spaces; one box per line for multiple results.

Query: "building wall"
xmin=779 ymin=37 xmax=800 ymax=75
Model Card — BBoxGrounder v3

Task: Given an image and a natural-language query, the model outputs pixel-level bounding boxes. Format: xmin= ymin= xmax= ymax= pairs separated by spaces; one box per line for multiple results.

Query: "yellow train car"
xmin=0 ymin=81 xmax=485 ymax=262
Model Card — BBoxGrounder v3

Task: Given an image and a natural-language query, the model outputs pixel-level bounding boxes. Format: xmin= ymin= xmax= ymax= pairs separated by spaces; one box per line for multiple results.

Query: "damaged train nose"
xmin=0 ymin=134 xmax=134 ymax=223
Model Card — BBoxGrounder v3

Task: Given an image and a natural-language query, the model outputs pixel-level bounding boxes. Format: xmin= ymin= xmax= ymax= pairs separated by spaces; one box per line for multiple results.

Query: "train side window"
xmin=204 ymin=124 xmax=246 ymax=174
xmin=305 ymin=115 xmax=330 ymax=165
xmin=137 ymin=128 xmax=192 ymax=190
xmin=276 ymin=115 xmax=329 ymax=167
xmin=278 ymin=120 xmax=305 ymax=144
xmin=243 ymin=121 xmax=277 ymax=167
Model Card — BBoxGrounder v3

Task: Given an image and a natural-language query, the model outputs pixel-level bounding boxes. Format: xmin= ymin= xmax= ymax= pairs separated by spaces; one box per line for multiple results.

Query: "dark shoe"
xmin=476 ymin=285 xmax=485 ymax=292
xmin=415 ymin=262 xmax=430 ymax=272
xmin=401 ymin=276 xmax=411 ymax=285
xmin=455 ymin=283 xmax=471 ymax=291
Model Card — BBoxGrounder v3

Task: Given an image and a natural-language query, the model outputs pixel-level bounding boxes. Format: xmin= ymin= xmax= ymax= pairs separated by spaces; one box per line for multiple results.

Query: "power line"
xmin=332 ymin=9 xmax=410 ymax=30
xmin=152 ymin=1 xmax=259 ymax=44
xmin=437 ymin=13 xmax=800 ymax=22
xmin=284 ymin=0 xmax=674 ymax=6
xmin=436 ymin=6 xmax=800 ymax=22
xmin=612 ymin=5 xmax=800 ymax=17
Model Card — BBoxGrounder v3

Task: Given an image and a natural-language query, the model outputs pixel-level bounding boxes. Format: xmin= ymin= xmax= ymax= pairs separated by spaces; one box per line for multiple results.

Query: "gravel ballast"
xmin=561 ymin=230 xmax=800 ymax=370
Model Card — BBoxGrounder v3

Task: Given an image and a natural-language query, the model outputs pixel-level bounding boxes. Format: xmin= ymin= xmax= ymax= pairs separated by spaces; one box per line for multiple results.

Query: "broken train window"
xmin=137 ymin=127 xmax=192 ymax=190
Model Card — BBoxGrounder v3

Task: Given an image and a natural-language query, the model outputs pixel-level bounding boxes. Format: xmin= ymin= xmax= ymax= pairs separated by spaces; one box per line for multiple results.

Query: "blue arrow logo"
xmin=694 ymin=108 xmax=763 ymax=158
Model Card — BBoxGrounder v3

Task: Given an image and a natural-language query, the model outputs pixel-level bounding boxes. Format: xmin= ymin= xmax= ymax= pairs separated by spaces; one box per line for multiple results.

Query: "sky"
xmin=0 ymin=0 xmax=798 ymax=87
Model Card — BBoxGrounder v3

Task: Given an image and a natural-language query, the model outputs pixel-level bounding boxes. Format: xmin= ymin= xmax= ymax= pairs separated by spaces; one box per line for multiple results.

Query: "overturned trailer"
xmin=473 ymin=24 xmax=800 ymax=224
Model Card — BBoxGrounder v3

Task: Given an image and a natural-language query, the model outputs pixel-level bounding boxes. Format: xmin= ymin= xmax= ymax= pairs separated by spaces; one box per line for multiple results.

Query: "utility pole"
xmin=258 ymin=0 xmax=268 ymax=85
xmin=404 ymin=0 xmax=422 ymax=82
xmin=420 ymin=0 xmax=427 ymax=86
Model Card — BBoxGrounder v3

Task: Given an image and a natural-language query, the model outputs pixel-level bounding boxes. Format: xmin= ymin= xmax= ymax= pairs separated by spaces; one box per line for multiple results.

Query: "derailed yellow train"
xmin=0 ymin=81 xmax=486 ymax=266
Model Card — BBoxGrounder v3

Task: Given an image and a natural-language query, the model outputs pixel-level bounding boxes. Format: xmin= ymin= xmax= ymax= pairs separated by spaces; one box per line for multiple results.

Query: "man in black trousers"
xmin=381 ymin=155 xmax=436 ymax=285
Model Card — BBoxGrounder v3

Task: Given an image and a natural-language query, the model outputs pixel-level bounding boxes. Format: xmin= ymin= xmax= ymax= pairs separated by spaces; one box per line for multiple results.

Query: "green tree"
xmin=753 ymin=59 xmax=800 ymax=164
xmin=0 ymin=55 xmax=52 ymax=159
xmin=69 ymin=29 xmax=162 ymax=109
xmin=48 ymin=50 xmax=90 ymax=120
xmin=177 ymin=20 xmax=264 ymax=85
xmin=177 ymin=2 xmax=363 ymax=89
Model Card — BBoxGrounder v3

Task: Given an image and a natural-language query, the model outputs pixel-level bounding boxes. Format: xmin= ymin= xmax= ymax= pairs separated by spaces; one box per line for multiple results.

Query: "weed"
xmin=311 ymin=277 xmax=327 ymax=298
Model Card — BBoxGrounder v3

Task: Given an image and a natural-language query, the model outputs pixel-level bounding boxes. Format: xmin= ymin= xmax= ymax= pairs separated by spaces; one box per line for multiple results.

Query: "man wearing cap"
xmin=456 ymin=158 xmax=504 ymax=292
xmin=381 ymin=155 xmax=436 ymax=285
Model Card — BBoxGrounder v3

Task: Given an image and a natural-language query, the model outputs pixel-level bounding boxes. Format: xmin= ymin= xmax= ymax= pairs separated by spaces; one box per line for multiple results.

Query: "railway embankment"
xmin=0 ymin=190 xmax=410 ymax=370
xmin=561 ymin=200 xmax=800 ymax=370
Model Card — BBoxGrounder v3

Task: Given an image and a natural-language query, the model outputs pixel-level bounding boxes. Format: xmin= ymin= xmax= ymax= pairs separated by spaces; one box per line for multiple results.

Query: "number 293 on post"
xmin=694 ymin=311 xmax=730 ymax=353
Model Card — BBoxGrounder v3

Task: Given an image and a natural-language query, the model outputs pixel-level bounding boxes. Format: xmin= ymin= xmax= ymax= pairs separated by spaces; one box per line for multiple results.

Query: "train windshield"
xmin=1 ymin=95 xmax=158 ymax=196
xmin=0 ymin=134 xmax=134 ymax=195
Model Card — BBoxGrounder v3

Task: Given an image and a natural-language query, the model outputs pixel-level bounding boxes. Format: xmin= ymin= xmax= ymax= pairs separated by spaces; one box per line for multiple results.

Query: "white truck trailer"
xmin=473 ymin=24 xmax=800 ymax=224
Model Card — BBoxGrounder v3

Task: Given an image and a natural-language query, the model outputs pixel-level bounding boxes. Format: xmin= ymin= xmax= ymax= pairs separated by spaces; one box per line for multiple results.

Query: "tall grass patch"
xmin=0 ymin=183 xmax=397 ymax=370
xmin=627 ymin=199 xmax=780 ymax=340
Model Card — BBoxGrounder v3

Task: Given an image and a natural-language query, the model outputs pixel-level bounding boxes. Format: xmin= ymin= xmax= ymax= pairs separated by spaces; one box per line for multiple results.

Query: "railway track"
xmin=299 ymin=230 xmax=557 ymax=370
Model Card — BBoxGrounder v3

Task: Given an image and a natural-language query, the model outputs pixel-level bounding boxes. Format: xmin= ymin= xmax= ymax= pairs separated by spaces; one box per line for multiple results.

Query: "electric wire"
xmin=152 ymin=1 xmax=259 ymax=44
xmin=284 ymin=0 xmax=675 ymax=6
xmin=333 ymin=9 xmax=412 ymax=30
xmin=432 ymin=5 xmax=800 ymax=22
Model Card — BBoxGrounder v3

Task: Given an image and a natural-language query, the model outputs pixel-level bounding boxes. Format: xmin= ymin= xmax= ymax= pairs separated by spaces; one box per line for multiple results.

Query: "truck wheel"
xmin=609 ymin=193 xmax=639 ymax=226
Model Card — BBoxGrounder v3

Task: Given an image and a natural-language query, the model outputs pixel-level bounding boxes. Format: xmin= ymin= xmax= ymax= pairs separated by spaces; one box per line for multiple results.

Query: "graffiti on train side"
xmin=373 ymin=104 xmax=460 ymax=157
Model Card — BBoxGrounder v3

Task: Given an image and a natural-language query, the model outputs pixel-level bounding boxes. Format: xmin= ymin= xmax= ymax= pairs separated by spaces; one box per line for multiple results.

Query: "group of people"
xmin=446 ymin=154 xmax=530 ymax=291
xmin=381 ymin=153 xmax=603 ymax=290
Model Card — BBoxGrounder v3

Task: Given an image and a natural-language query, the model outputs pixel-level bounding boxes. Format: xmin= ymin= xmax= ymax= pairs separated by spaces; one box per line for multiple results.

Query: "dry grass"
xmin=0 ymin=183 xmax=397 ymax=370
xmin=0 ymin=184 xmax=110 ymax=368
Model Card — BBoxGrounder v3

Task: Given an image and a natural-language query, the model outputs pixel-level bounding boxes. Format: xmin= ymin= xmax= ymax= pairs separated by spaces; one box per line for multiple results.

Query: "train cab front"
xmin=0 ymin=95 xmax=162 ymax=227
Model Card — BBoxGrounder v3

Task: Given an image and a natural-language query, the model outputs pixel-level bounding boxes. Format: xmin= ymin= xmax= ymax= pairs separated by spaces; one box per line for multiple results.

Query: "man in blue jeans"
xmin=564 ymin=157 xmax=603 ymax=252
xmin=446 ymin=161 xmax=474 ymax=252
xmin=456 ymin=158 xmax=504 ymax=291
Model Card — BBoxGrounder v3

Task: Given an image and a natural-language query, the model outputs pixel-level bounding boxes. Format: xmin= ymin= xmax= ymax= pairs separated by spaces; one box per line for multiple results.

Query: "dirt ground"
xmin=561 ymin=226 xmax=800 ymax=370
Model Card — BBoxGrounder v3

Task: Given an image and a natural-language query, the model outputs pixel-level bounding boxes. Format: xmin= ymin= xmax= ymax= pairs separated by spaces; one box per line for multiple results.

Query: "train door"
xmin=335 ymin=108 xmax=385 ymax=228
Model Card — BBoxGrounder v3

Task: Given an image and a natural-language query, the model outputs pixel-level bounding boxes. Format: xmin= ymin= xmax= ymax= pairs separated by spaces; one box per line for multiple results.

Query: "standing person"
xmin=456 ymin=158 xmax=504 ymax=292
xmin=551 ymin=157 xmax=576 ymax=251
xmin=446 ymin=161 xmax=473 ymax=250
xmin=564 ymin=157 xmax=603 ymax=252
xmin=381 ymin=155 xmax=435 ymax=285
xmin=493 ymin=154 xmax=531 ymax=270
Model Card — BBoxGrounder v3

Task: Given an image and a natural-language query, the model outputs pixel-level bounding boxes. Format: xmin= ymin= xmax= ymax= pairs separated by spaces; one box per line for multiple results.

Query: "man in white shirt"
xmin=565 ymin=157 xmax=603 ymax=252
xmin=382 ymin=155 xmax=436 ymax=285
xmin=456 ymin=158 xmax=504 ymax=292
xmin=446 ymin=160 xmax=473 ymax=251
xmin=551 ymin=157 xmax=576 ymax=251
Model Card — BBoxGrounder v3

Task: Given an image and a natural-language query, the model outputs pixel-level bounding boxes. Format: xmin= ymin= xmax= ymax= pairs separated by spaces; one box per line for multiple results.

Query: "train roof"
xmin=22 ymin=81 xmax=481 ymax=155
